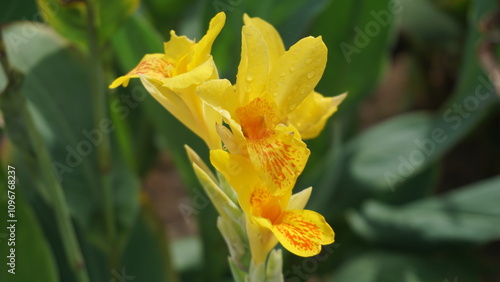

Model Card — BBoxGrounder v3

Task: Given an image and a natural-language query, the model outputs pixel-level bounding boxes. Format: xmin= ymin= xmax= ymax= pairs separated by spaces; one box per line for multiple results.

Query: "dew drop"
xmin=307 ymin=71 xmax=314 ymax=79
xmin=289 ymin=66 xmax=296 ymax=72
xmin=246 ymin=76 xmax=254 ymax=82
xmin=305 ymin=58 xmax=313 ymax=64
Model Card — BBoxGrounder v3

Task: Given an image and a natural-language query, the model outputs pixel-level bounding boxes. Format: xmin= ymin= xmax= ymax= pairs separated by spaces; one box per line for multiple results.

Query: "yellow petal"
xmin=287 ymin=187 xmax=312 ymax=210
xmin=288 ymin=92 xmax=347 ymax=139
xmin=238 ymin=182 xmax=291 ymax=217
xmin=209 ymin=149 xmax=259 ymax=195
xmin=246 ymin=124 xmax=310 ymax=195
xmin=236 ymin=25 xmax=270 ymax=104
xmin=197 ymin=79 xmax=238 ymax=118
xmin=246 ymin=216 xmax=279 ymax=263
xmin=271 ymin=209 xmax=334 ymax=257
xmin=109 ymin=54 xmax=171 ymax=88
xmin=243 ymin=14 xmax=285 ymax=65
xmin=189 ymin=12 xmax=226 ymax=69
xmin=164 ymin=31 xmax=194 ymax=63
xmin=266 ymin=36 xmax=327 ymax=116
xmin=163 ymin=56 xmax=217 ymax=90
xmin=139 ymin=76 xmax=202 ymax=139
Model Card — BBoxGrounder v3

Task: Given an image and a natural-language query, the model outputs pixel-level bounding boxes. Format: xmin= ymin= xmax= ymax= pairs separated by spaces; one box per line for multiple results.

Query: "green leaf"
xmin=3 ymin=21 xmax=140 ymax=259
xmin=349 ymin=112 xmax=435 ymax=191
xmin=36 ymin=0 xmax=139 ymax=51
xmin=399 ymin=0 xmax=462 ymax=48
xmin=330 ymin=251 xmax=477 ymax=282
xmin=3 ymin=22 xmax=99 ymax=227
xmin=340 ymin=0 xmax=499 ymax=193
xmin=0 ymin=182 xmax=59 ymax=282
xmin=347 ymin=176 xmax=500 ymax=246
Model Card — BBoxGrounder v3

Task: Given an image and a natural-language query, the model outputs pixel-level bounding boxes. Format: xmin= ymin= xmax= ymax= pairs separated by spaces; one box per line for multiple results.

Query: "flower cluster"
xmin=110 ymin=12 xmax=345 ymax=267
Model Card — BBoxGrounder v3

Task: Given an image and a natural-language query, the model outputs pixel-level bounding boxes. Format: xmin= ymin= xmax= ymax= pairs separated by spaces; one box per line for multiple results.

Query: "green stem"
xmin=84 ymin=0 xmax=118 ymax=270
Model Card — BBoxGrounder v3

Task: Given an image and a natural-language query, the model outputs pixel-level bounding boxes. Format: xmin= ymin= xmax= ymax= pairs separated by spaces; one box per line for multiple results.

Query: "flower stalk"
xmin=84 ymin=0 xmax=118 ymax=271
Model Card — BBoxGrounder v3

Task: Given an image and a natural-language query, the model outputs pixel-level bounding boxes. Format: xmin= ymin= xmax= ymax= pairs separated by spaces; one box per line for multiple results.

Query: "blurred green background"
xmin=0 ymin=0 xmax=499 ymax=281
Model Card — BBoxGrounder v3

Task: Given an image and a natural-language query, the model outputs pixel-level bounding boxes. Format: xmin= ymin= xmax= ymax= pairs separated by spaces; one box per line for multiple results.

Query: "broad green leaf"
xmin=347 ymin=176 xmax=500 ymax=246
xmin=349 ymin=112 xmax=435 ymax=191
xmin=36 ymin=0 xmax=139 ymax=51
xmin=331 ymin=251 xmax=477 ymax=282
xmin=0 ymin=182 xmax=59 ymax=282
xmin=342 ymin=0 xmax=499 ymax=192
xmin=3 ymin=22 xmax=98 ymax=227
xmin=400 ymin=0 xmax=462 ymax=48
xmin=3 ymin=21 xmax=141 ymax=266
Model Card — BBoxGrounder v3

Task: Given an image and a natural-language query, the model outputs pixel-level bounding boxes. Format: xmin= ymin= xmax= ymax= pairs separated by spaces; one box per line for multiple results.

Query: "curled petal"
xmin=109 ymin=54 xmax=171 ymax=88
xmin=289 ymin=92 xmax=347 ymax=139
xmin=163 ymin=56 xmax=217 ymax=90
xmin=271 ymin=210 xmax=334 ymax=257
xmin=189 ymin=12 xmax=226 ymax=68
xmin=163 ymin=31 xmax=194 ymax=63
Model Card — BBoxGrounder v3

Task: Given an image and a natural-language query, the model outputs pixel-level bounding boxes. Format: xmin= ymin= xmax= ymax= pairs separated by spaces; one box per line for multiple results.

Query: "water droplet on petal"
xmin=306 ymin=58 xmax=313 ymax=64
xmin=307 ymin=71 xmax=314 ymax=79
xmin=289 ymin=66 xmax=296 ymax=72
xmin=246 ymin=76 xmax=254 ymax=82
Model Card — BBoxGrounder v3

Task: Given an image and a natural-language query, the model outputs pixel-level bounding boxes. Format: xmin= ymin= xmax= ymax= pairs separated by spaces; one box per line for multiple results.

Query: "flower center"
xmin=236 ymin=97 xmax=278 ymax=140
xmin=261 ymin=200 xmax=282 ymax=224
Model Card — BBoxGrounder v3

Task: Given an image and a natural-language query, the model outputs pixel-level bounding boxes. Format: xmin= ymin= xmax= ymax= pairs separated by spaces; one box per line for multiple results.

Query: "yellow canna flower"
xmin=109 ymin=12 xmax=226 ymax=149
xmin=211 ymin=151 xmax=334 ymax=263
xmin=242 ymin=14 xmax=346 ymax=139
xmin=198 ymin=14 xmax=346 ymax=194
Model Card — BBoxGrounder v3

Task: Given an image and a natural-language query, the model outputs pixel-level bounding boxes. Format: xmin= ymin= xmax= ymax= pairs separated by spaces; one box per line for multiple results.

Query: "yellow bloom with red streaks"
xmin=198 ymin=14 xmax=345 ymax=195
xmin=242 ymin=14 xmax=347 ymax=139
xmin=212 ymin=152 xmax=334 ymax=262
xmin=109 ymin=12 xmax=226 ymax=149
